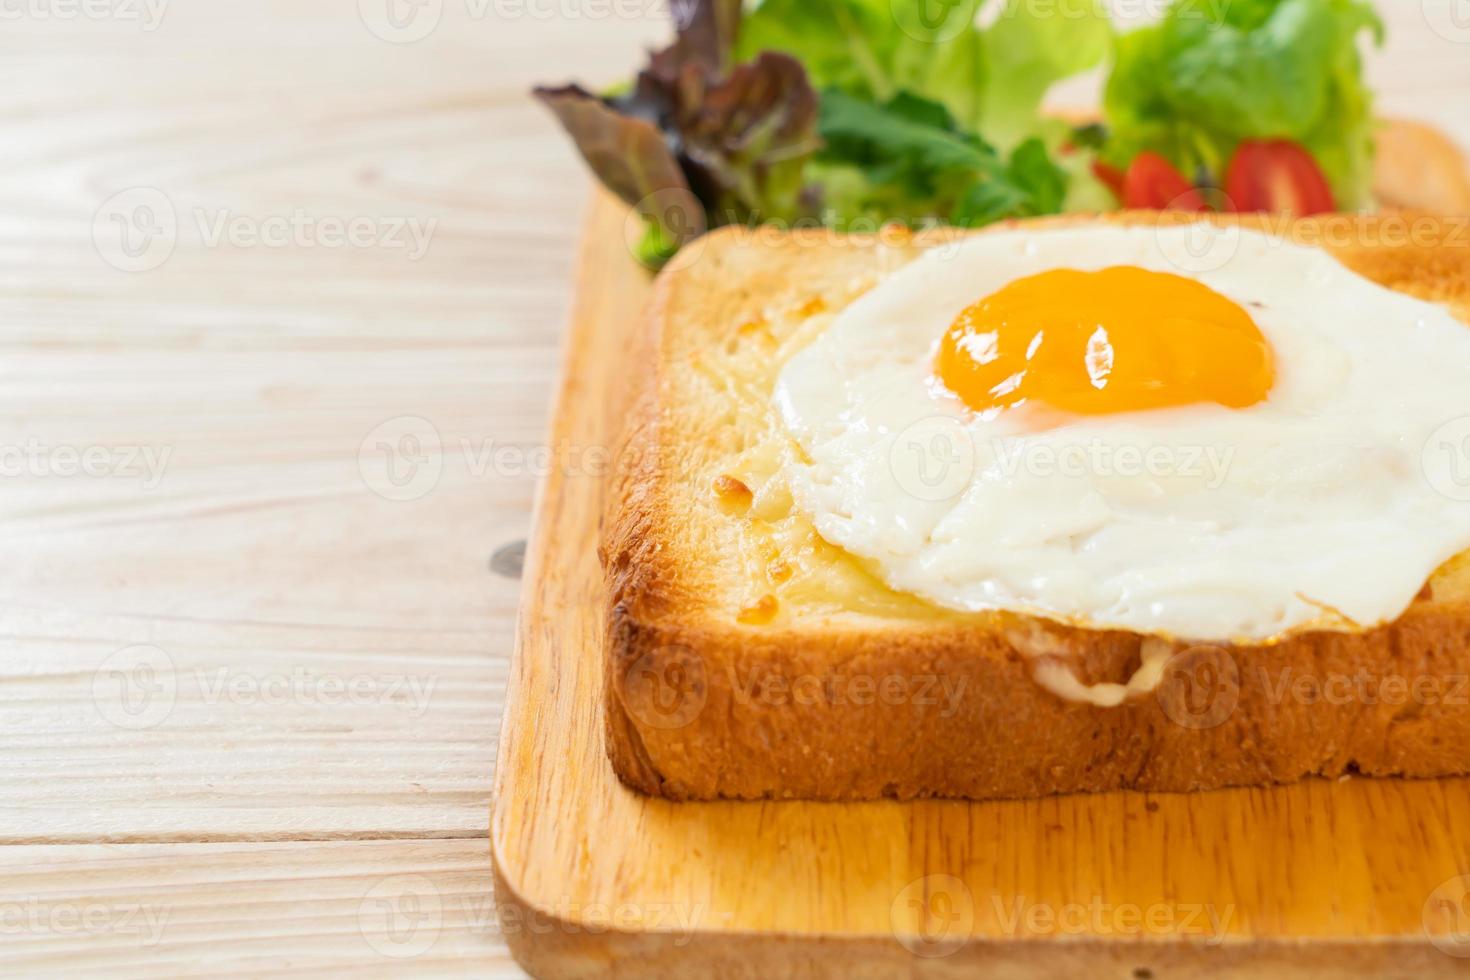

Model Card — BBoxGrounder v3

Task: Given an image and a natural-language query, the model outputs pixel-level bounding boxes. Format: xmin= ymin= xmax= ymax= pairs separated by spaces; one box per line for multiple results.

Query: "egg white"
xmin=774 ymin=225 xmax=1470 ymax=641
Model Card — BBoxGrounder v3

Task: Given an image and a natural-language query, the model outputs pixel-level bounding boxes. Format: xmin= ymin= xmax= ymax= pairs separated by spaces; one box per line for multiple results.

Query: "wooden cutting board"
xmin=491 ymin=190 xmax=1470 ymax=978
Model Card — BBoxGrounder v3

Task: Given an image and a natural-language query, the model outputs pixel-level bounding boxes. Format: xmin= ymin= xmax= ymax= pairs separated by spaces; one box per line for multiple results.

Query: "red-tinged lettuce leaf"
xmin=534 ymin=2 xmax=819 ymax=265
xmin=533 ymin=84 xmax=689 ymax=207
xmin=533 ymin=85 xmax=704 ymax=266
xmin=667 ymin=51 xmax=820 ymax=224
xmin=540 ymin=50 xmax=819 ymax=228
xmin=663 ymin=0 xmax=742 ymax=74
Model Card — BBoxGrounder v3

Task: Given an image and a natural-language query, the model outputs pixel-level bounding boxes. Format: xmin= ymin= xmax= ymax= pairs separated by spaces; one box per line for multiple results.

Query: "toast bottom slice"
xmin=602 ymin=212 xmax=1470 ymax=802
xmin=605 ymin=609 xmax=1470 ymax=801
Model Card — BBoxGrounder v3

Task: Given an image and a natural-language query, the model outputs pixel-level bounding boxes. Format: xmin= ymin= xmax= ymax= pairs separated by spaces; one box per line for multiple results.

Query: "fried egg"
xmin=773 ymin=225 xmax=1470 ymax=642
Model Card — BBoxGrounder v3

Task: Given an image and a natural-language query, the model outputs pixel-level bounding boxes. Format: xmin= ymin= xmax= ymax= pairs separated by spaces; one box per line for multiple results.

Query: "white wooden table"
xmin=0 ymin=3 xmax=1465 ymax=975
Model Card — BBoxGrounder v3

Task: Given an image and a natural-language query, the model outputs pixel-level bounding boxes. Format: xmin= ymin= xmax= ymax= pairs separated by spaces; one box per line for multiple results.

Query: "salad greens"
xmin=736 ymin=0 xmax=1109 ymax=147
xmin=815 ymin=90 xmax=1068 ymax=227
xmin=1102 ymin=0 xmax=1384 ymax=208
xmin=535 ymin=0 xmax=1386 ymax=265
xmin=536 ymin=0 xmax=1110 ymax=262
xmin=536 ymin=0 xmax=819 ymax=262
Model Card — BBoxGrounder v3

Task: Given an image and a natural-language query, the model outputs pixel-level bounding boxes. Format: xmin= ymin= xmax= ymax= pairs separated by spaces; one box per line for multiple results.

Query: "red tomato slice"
xmin=1092 ymin=161 xmax=1127 ymax=201
xmin=1223 ymin=140 xmax=1335 ymax=215
xmin=1122 ymin=152 xmax=1208 ymax=211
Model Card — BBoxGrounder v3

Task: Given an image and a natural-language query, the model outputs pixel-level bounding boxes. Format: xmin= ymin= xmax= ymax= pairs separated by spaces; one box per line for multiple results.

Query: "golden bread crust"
xmin=602 ymin=211 xmax=1470 ymax=801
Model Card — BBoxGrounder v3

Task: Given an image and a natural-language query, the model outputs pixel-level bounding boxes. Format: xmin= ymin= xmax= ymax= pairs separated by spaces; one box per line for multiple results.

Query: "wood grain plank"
xmin=0 ymin=839 xmax=516 ymax=978
xmin=0 ymin=3 xmax=644 ymax=844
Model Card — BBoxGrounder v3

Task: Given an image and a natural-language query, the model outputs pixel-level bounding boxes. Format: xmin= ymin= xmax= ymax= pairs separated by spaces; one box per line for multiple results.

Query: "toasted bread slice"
xmin=602 ymin=212 xmax=1470 ymax=802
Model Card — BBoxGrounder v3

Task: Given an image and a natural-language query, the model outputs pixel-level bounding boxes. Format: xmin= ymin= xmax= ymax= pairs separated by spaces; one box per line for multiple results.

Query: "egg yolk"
xmin=936 ymin=266 xmax=1274 ymax=416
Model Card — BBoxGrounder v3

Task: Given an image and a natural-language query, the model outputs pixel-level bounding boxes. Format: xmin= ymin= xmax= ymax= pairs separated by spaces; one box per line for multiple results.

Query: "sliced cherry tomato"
xmin=1091 ymin=160 xmax=1127 ymax=201
xmin=1223 ymin=140 xmax=1335 ymax=215
xmin=1122 ymin=152 xmax=1208 ymax=211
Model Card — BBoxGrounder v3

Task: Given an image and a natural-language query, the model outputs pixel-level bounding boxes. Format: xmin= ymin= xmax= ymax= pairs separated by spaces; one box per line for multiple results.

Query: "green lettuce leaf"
xmin=738 ymin=0 xmax=1108 ymax=140
xmin=980 ymin=0 xmax=1112 ymax=149
xmin=819 ymin=90 xmax=996 ymax=179
xmin=817 ymin=90 xmax=1070 ymax=229
xmin=733 ymin=0 xmax=897 ymax=102
xmin=953 ymin=138 xmax=1068 ymax=226
xmin=1102 ymin=0 xmax=1384 ymax=207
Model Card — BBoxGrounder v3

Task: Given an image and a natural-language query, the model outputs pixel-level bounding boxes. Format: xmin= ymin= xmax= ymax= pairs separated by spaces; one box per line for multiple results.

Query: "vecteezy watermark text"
xmin=1259 ymin=667 xmax=1469 ymax=709
xmin=618 ymin=643 xmax=973 ymax=732
xmin=727 ymin=667 xmax=968 ymax=718
xmin=1153 ymin=643 xmax=1470 ymax=732
xmin=93 ymin=187 xmax=438 ymax=272
xmin=993 ymin=438 xmax=1235 ymax=488
xmin=0 ymin=0 xmax=168 ymax=30
xmin=194 ymin=667 xmax=438 ymax=718
xmin=0 ymin=439 xmax=170 ymax=488
xmin=193 ymin=208 xmax=435 ymax=260
xmin=992 ymin=895 xmax=1234 ymax=943
xmin=889 ymin=875 xmax=1234 ymax=959
xmin=0 ymin=899 xmax=170 ymax=945
xmin=357 ymin=0 xmax=667 ymax=44
xmin=889 ymin=418 xmax=1238 ymax=504
xmin=90 ymin=644 xmax=441 ymax=731
xmin=355 ymin=874 xmax=707 ymax=960
xmin=496 ymin=897 xmax=705 ymax=946
xmin=356 ymin=415 xmax=631 ymax=502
